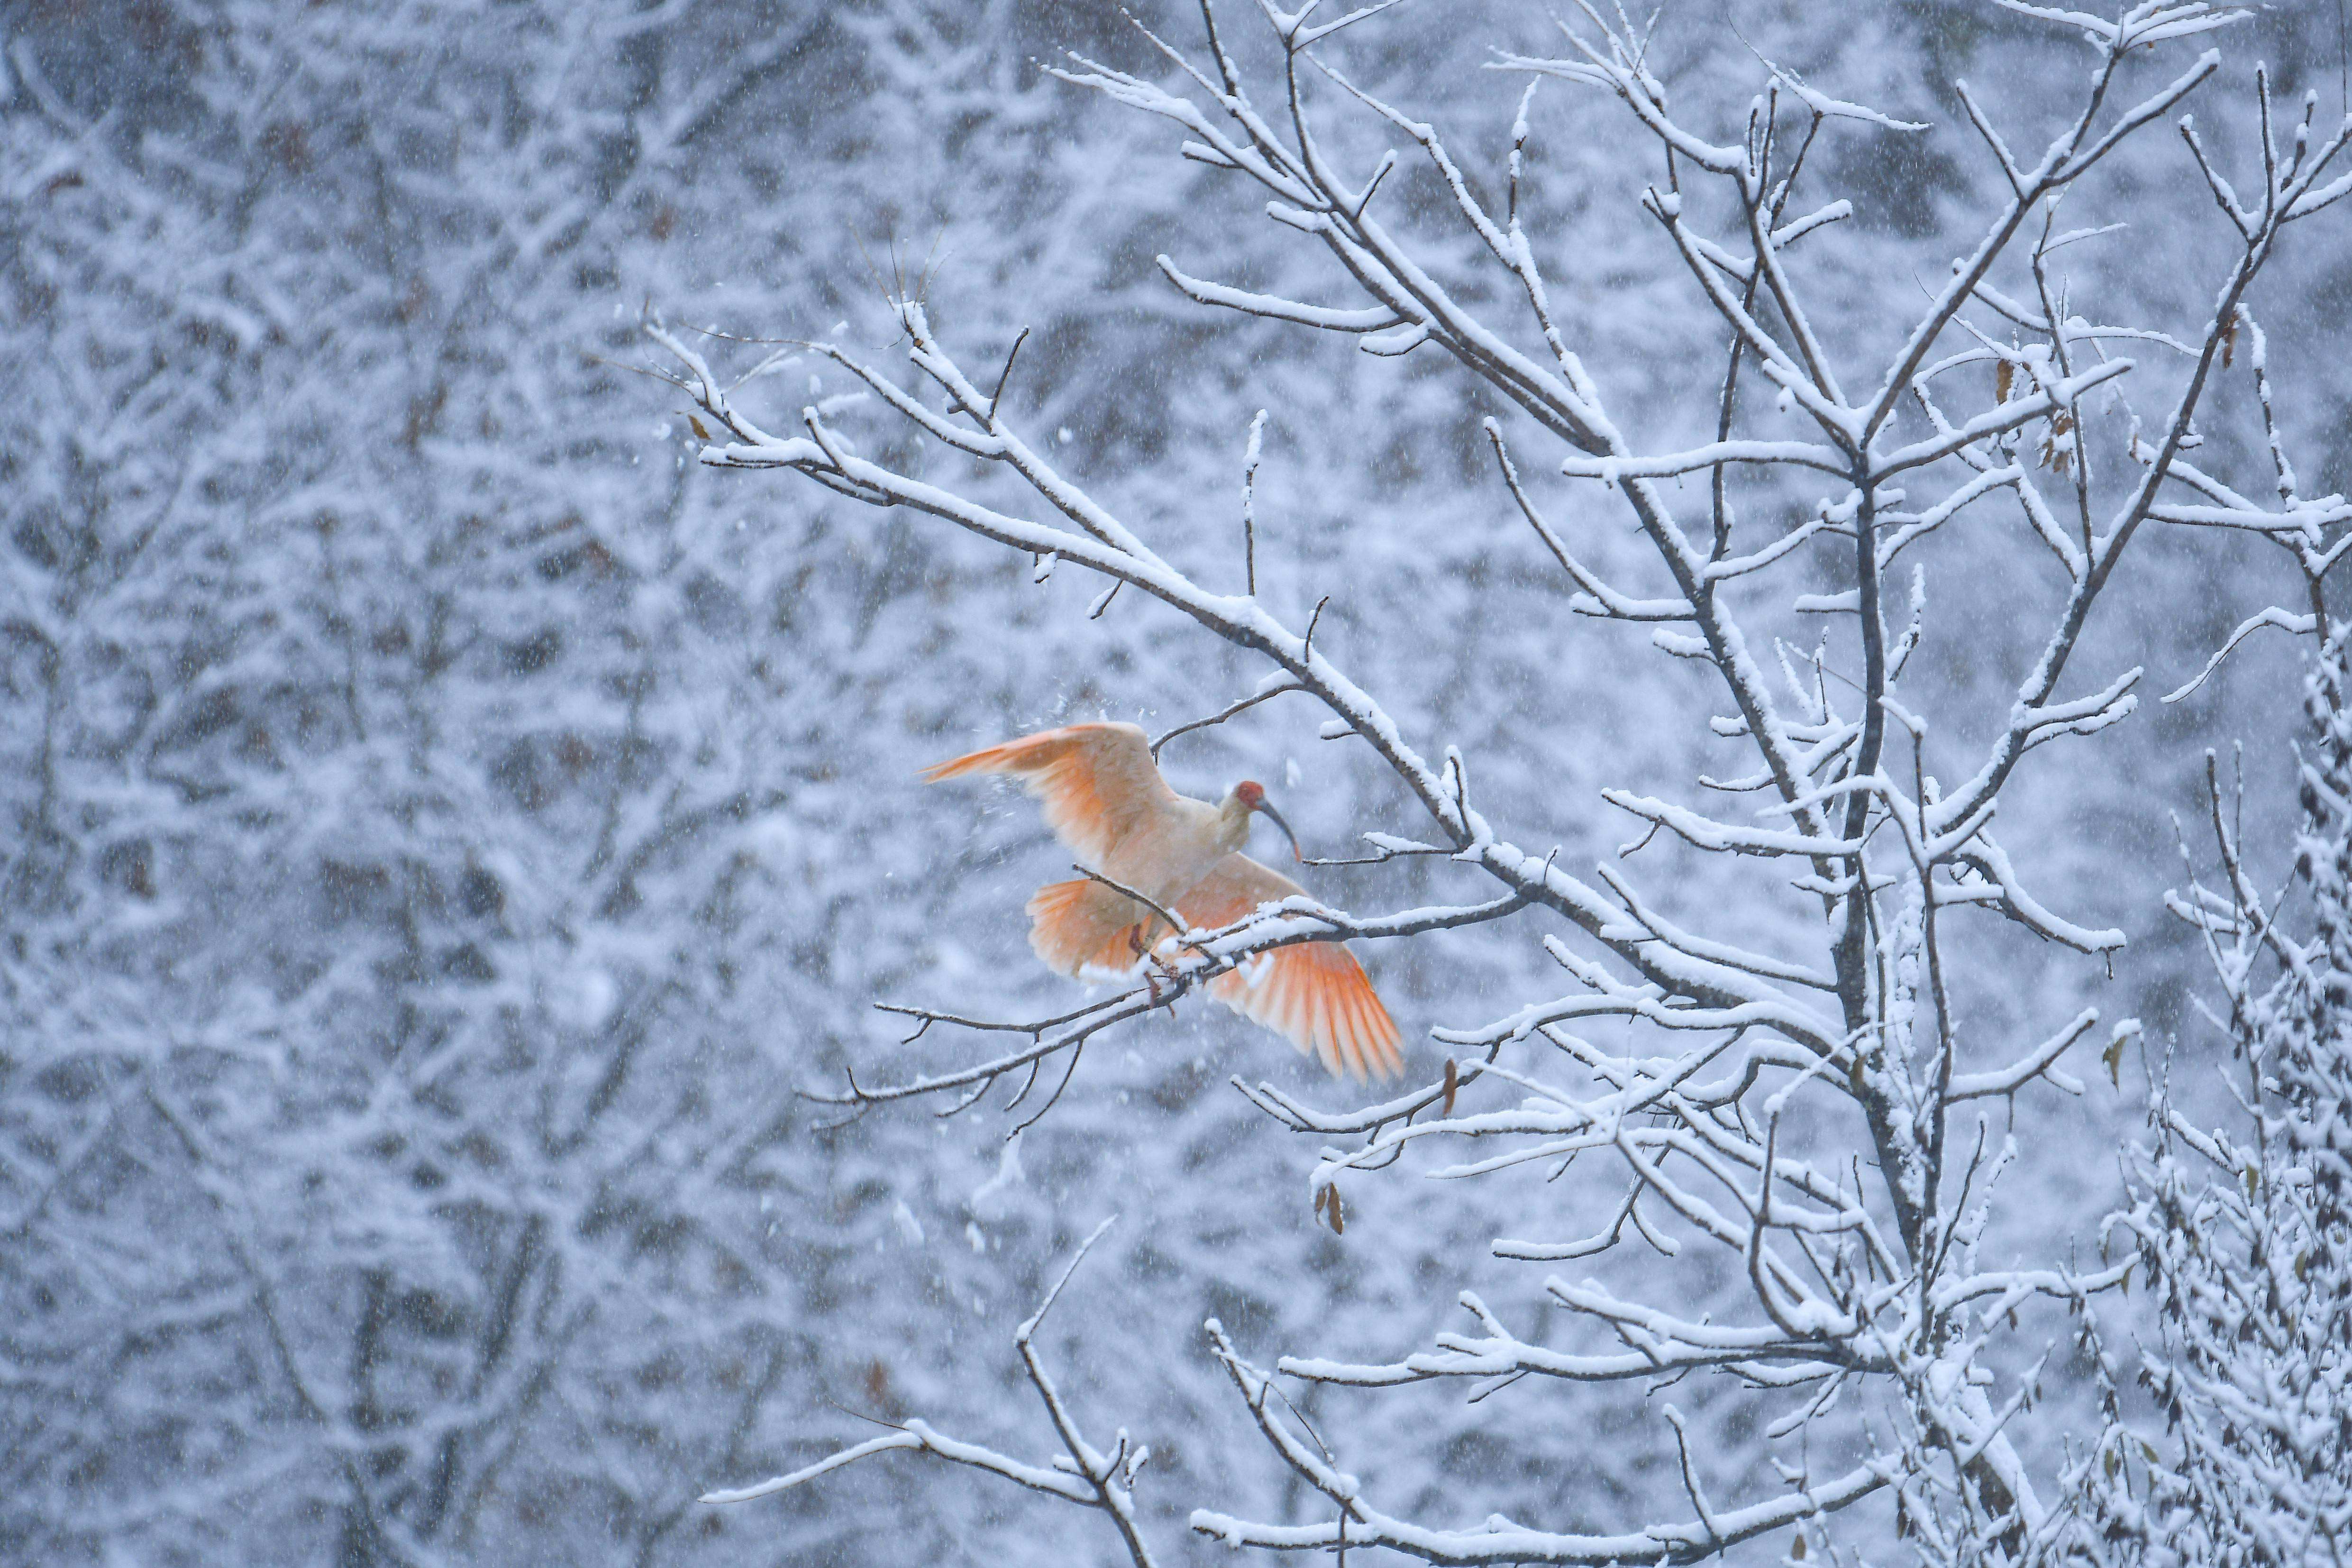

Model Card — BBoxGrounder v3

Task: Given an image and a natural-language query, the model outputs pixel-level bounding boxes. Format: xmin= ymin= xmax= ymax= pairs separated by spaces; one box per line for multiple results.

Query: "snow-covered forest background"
xmin=5 ymin=1 xmax=2350 ymax=1564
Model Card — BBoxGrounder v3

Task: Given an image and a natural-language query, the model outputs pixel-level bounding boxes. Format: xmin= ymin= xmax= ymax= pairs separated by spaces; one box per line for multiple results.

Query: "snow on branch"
xmin=2161 ymin=606 xmax=2315 ymax=703
xmin=1156 ymin=256 xmax=1404 ymax=334
xmin=1193 ymin=1319 xmax=1888 ymax=1563
xmin=1944 ymin=1008 xmax=2097 ymax=1099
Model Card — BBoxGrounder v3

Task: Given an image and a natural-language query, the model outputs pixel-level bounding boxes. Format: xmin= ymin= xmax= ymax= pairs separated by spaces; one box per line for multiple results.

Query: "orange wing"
xmin=1024 ymin=877 xmax=1162 ymax=980
xmin=922 ymin=722 xmax=1175 ymax=870
xmin=1176 ymin=854 xmax=1404 ymax=1082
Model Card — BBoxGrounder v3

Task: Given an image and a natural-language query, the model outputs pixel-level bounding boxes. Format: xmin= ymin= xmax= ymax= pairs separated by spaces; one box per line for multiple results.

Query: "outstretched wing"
xmin=1176 ymin=854 xmax=1404 ymax=1082
xmin=1024 ymin=877 xmax=1161 ymax=980
xmin=922 ymin=722 xmax=1175 ymax=869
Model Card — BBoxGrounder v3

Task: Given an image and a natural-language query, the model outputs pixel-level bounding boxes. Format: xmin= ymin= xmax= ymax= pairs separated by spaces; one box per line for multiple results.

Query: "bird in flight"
xmin=923 ymin=722 xmax=1403 ymax=1081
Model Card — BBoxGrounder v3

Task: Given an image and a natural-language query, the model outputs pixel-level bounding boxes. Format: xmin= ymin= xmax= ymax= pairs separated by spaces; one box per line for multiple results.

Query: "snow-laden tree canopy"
xmin=5 ymin=1 xmax=2350 ymax=1564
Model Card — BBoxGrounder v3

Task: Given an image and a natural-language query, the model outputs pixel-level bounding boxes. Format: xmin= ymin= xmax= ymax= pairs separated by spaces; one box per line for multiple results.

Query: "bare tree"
xmin=651 ymin=0 xmax=2352 ymax=1560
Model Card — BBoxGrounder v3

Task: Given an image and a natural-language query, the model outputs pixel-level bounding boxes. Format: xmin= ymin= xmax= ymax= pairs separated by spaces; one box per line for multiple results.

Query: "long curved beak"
xmin=1254 ymin=799 xmax=1303 ymax=862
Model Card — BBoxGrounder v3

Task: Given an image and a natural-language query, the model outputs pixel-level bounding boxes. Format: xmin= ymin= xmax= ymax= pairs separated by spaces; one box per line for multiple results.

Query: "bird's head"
xmin=1229 ymin=780 xmax=1301 ymax=862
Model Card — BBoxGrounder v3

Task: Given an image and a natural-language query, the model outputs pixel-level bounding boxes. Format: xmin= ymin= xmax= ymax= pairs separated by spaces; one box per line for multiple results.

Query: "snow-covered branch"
xmin=702 ymin=1217 xmax=1164 ymax=1566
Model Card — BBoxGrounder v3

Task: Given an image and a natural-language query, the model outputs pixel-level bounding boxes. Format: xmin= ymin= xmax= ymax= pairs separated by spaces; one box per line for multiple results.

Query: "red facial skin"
xmin=1234 ymin=780 xmax=1266 ymax=807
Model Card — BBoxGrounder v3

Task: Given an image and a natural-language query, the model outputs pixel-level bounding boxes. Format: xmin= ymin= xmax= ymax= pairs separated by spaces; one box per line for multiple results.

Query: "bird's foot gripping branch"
xmin=651 ymin=1 xmax=2352 ymax=1562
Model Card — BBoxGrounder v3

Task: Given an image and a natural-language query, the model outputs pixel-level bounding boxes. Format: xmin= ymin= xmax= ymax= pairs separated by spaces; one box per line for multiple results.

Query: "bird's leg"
xmin=1127 ymin=923 xmax=1167 ymax=1005
xmin=1128 ymin=921 xmax=1187 ymax=1011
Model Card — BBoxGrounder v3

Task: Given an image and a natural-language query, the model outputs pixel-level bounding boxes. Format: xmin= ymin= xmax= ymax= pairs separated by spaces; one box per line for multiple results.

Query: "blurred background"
xmin=4 ymin=1 xmax=2348 ymax=1563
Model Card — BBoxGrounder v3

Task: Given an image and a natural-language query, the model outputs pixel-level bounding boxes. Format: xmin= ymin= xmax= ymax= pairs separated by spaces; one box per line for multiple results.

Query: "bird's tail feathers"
xmin=1025 ymin=878 xmax=1161 ymax=980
